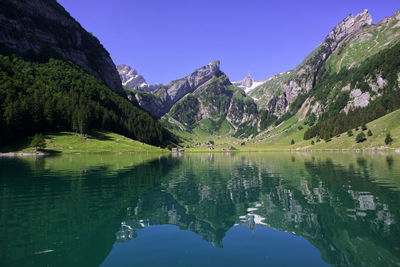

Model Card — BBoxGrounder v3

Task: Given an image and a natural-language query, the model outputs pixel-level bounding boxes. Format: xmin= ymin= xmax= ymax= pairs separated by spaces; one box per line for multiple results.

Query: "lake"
xmin=1 ymin=152 xmax=400 ymax=266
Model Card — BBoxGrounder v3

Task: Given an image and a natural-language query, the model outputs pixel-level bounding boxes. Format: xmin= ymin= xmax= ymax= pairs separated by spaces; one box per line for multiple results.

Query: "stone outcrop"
xmin=0 ymin=0 xmax=123 ymax=94
xmin=117 ymin=64 xmax=161 ymax=92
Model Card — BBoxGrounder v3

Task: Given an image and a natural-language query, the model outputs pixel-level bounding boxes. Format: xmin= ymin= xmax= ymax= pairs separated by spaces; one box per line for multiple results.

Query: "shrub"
xmin=367 ymin=130 xmax=373 ymax=136
xmin=291 ymin=139 xmax=295 ymax=145
xmin=356 ymin=132 xmax=366 ymax=143
xmin=311 ymin=140 xmax=315 ymax=145
xmin=361 ymin=123 xmax=367 ymax=131
xmin=298 ymin=125 xmax=303 ymax=130
xmin=385 ymin=132 xmax=393 ymax=145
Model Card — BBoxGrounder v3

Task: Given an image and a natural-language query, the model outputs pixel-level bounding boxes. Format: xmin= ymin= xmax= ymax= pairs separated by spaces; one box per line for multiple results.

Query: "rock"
xmin=0 ymin=0 xmax=124 ymax=94
xmin=232 ymin=74 xmax=254 ymax=89
xmin=344 ymin=89 xmax=371 ymax=113
xmin=253 ymin=10 xmax=372 ymax=121
xmin=342 ymin=84 xmax=351 ymax=91
xmin=132 ymin=60 xmax=222 ymax=118
xmin=117 ymin=64 xmax=161 ymax=92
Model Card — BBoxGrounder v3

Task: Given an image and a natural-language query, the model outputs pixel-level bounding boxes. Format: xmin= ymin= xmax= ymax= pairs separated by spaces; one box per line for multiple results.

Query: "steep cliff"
xmin=129 ymin=61 xmax=222 ymax=118
xmin=251 ymin=10 xmax=373 ymax=116
xmin=0 ymin=0 xmax=123 ymax=94
xmin=0 ymin=0 xmax=169 ymax=147
xmin=251 ymin=9 xmax=400 ymax=136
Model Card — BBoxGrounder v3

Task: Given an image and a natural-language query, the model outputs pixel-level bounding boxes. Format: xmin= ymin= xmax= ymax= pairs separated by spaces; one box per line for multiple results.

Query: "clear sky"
xmin=58 ymin=0 xmax=399 ymax=85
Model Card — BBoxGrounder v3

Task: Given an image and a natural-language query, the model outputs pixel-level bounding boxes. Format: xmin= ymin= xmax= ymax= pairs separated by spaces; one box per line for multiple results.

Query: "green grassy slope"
xmin=246 ymin=108 xmax=400 ymax=151
xmin=0 ymin=130 xmax=167 ymax=154
xmin=325 ymin=18 xmax=400 ymax=73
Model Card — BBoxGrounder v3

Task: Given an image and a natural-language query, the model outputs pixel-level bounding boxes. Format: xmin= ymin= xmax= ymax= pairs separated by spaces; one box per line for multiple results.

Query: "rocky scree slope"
xmin=0 ymin=0 xmax=123 ymax=94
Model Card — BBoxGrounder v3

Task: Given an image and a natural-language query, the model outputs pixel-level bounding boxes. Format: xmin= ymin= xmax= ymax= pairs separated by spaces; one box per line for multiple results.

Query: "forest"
xmin=303 ymin=40 xmax=400 ymax=141
xmin=0 ymin=54 xmax=168 ymax=147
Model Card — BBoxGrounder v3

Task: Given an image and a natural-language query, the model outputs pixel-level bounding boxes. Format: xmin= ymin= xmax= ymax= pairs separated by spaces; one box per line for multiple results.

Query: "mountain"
xmin=0 ymin=0 xmax=168 ymax=147
xmin=117 ymin=64 xmax=161 ymax=92
xmin=129 ymin=61 xmax=222 ymax=118
xmin=129 ymin=61 xmax=259 ymax=137
xmin=251 ymin=9 xmax=373 ymax=115
xmin=250 ymin=9 xmax=400 ymax=140
xmin=0 ymin=0 xmax=123 ymax=94
xmin=232 ymin=74 xmax=265 ymax=93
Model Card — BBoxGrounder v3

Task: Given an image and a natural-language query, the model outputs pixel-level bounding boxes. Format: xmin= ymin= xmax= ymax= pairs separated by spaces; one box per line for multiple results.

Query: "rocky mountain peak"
xmin=117 ymin=64 xmax=138 ymax=83
xmin=131 ymin=60 xmax=224 ymax=118
xmin=191 ymin=60 xmax=221 ymax=80
xmin=117 ymin=64 xmax=161 ymax=92
xmin=378 ymin=10 xmax=400 ymax=26
xmin=243 ymin=74 xmax=254 ymax=88
xmin=232 ymin=74 xmax=254 ymax=90
xmin=327 ymin=9 xmax=372 ymax=44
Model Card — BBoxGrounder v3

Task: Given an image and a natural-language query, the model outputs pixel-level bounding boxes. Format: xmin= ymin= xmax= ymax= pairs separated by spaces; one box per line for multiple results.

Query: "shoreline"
xmin=2 ymin=146 xmax=400 ymax=157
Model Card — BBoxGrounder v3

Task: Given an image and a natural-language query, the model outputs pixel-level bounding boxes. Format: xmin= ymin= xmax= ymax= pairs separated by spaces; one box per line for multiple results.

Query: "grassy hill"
xmin=245 ymin=108 xmax=400 ymax=151
xmin=0 ymin=130 xmax=167 ymax=154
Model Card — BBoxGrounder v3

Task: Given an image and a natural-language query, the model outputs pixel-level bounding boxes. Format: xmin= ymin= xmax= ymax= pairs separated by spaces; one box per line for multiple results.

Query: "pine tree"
xmin=385 ymin=132 xmax=393 ymax=145
xmin=30 ymin=134 xmax=46 ymax=151
xmin=347 ymin=129 xmax=353 ymax=137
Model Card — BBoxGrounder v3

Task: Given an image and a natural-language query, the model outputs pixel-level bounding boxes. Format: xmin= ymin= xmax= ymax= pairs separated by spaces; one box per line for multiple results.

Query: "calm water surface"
xmin=1 ymin=152 xmax=400 ymax=266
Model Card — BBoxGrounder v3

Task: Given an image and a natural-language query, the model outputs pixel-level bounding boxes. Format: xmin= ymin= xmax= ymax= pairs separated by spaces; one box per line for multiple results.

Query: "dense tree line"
xmin=304 ymin=91 xmax=400 ymax=140
xmin=304 ymin=41 xmax=400 ymax=140
xmin=0 ymin=54 xmax=168 ymax=146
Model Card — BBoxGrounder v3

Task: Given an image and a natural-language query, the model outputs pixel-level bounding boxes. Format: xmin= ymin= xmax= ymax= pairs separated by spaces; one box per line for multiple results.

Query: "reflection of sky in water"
xmin=103 ymin=225 xmax=330 ymax=267
xmin=1 ymin=152 xmax=400 ymax=266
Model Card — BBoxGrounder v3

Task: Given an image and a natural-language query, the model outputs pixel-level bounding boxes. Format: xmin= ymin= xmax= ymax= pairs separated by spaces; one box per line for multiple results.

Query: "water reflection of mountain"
xmin=1 ymin=153 xmax=400 ymax=266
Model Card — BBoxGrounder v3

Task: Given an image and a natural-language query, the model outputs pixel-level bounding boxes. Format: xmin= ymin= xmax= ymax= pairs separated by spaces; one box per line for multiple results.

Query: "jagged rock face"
xmin=232 ymin=74 xmax=254 ymax=90
xmin=132 ymin=61 xmax=222 ymax=118
xmin=130 ymin=60 xmax=258 ymax=136
xmin=250 ymin=9 xmax=374 ymax=119
xmin=167 ymin=73 xmax=259 ymax=131
xmin=267 ymin=95 xmax=288 ymax=118
xmin=0 ymin=0 xmax=123 ymax=94
xmin=326 ymin=10 xmax=372 ymax=51
xmin=117 ymin=64 xmax=161 ymax=92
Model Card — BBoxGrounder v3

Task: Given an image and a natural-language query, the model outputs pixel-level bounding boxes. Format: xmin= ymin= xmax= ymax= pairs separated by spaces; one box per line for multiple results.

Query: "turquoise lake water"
xmin=1 ymin=152 xmax=400 ymax=266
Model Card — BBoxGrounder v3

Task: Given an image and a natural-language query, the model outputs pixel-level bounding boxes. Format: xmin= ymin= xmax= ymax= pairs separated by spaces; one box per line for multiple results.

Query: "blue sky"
xmin=58 ymin=0 xmax=399 ymax=84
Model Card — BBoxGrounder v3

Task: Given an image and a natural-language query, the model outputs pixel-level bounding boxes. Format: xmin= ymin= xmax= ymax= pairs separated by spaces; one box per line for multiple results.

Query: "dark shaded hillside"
xmin=0 ymin=0 xmax=123 ymax=94
xmin=0 ymin=54 xmax=165 ymax=146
